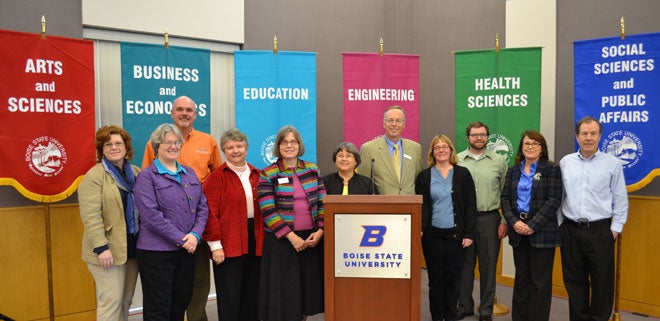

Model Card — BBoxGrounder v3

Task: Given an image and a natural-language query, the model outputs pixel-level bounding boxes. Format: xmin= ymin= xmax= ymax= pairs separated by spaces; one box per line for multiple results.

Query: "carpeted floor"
xmin=128 ymin=269 xmax=657 ymax=321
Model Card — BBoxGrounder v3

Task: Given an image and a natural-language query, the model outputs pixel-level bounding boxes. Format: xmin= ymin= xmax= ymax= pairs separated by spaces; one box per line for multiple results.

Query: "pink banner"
xmin=343 ymin=53 xmax=420 ymax=148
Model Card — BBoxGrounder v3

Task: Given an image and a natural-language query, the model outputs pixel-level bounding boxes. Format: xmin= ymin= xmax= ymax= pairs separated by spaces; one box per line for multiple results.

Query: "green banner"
xmin=455 ymin=48 xmax=542 ymax=165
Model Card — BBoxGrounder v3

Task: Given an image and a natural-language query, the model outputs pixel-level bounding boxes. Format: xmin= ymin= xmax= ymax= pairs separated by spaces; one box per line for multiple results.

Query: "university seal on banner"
xmin=260 ymin=134 xmax=277 ymax=165
xmin=25 ymin=136 xmax=68 ymax=177
xmin=601 ymin=130 xmax=643 ymax=169
xmin=487 ymin=133 xmax=513 ymax=164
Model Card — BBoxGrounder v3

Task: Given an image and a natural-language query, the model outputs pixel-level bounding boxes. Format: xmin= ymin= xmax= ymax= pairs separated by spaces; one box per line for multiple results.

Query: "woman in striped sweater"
xmin=257 ymin=125 xmax=326 ymax=321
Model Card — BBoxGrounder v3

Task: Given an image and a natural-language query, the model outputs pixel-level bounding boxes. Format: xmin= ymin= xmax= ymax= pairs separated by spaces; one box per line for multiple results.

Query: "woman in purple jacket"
xmin=135 ymin=123 xmax=209 ymax=321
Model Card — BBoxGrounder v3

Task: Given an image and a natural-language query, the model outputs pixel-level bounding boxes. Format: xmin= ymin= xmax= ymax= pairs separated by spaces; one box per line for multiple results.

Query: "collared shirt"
xmin=516 ymin=160 xmax=537 ymax=213
xmin=142 ymin=128 xmax=222 ymax=182
xmin=153 ymin=158 xmax=186 ymax=183
xmin=559 ymin=150 xmax=628 ymax=232
xmin=458 ymin=148 xmax=508 ymax=212
xmin=430 ymin=167 xmax=455 ymax=228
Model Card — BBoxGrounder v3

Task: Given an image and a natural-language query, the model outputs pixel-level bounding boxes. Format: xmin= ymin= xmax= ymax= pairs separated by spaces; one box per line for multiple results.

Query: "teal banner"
xmin=121 ymin=42 xmax=210 ymax=165
xmin=234 ymin=51 xmax=317 ymax=168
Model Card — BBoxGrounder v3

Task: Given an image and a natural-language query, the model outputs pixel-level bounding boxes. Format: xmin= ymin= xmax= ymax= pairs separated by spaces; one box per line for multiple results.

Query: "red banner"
xmin=343 ymin=53 xmax=420 ymax=148
xmin=0 ymin=29 xmax=95 ymax=202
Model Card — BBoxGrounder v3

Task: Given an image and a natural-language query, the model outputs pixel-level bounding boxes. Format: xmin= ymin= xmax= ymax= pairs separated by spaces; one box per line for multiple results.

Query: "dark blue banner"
xmin=574 ymin=32 xmax=660 ymax=190
xmin=234 ymin=51 xmax=317 ymax=168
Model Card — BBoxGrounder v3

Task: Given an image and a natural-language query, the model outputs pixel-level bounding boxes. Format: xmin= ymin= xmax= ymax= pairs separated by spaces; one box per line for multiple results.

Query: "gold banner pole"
xmin=41 ymin=15 xmax=46 ymax=39
xmin=379 ymin=37 xmax=384 ymax=57
xmin=273 ymin=35 xmax=278 ymax=54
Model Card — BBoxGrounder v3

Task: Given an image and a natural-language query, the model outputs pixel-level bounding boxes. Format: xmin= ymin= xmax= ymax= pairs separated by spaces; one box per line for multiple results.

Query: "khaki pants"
xmin=87 ymin=259 xmax=139 ymax=321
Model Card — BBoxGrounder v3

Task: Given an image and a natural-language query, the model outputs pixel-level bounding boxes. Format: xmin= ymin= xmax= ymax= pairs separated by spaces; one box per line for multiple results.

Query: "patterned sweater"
xmin=257 ymin=158 xmax=326 ymax=239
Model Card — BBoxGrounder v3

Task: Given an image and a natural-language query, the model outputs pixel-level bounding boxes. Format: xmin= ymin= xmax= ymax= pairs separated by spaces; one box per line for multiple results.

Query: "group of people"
xmin=78 ymin=97 xmax=627 ymax=321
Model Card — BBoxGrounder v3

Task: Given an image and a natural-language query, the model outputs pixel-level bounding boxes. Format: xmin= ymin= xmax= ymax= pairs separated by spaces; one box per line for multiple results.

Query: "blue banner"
xmin=235 ymin=51 xmax=317 ymax=168
xmin=121 ymin=42 xmax=210 ymax=165
xmin=574 ymin=32 xmax=660 ymax=190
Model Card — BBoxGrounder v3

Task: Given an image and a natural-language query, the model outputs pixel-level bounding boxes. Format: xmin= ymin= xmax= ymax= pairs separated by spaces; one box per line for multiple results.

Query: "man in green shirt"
xmin=457 ymin=121 xmax=509 ymax=321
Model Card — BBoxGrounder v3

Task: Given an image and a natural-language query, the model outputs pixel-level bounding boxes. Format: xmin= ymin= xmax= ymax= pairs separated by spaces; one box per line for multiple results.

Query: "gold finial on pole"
xmin=379 ymin=37 xmax=384 ymax=57
xmin=620 ymin=17 xmax=626 ymax=40
xmin=495 ymin=32 xmax=500 ymax=52
xmin=274 ymin=35 xmax=278 ymax=54
xmin=164 ymin=28 xmax=169 ymax=48
xmin=41 ymin=15 xmax=46 ymax=39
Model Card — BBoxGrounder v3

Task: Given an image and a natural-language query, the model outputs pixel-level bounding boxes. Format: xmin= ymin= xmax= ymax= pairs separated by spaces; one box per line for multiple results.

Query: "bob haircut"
xmin=331 ymin=142 xmax=361 ymax=167
xmin=150 ymin=123 xmax=184 ymax=156
xmin=95 ymin=125 xmax=134 ymax=163
xmin=514 ymin=130 xmax=550 ymax=165
xmin=426 ymin=134 xmax=459 ymax=166
xmin=220 ymin=128 xmax=249 ymax=151
xmin=273 ymin=125 xmax=305 ymax=158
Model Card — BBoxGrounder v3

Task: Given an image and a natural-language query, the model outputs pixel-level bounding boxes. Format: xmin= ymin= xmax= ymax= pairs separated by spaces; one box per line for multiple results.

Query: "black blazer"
xmin=500 ymin=160 xmax=562 ymax=248
xmin=415 ymin=165 xmax=476 ymax=241
xmin=322 ymin=172 xmax=377 ymax=195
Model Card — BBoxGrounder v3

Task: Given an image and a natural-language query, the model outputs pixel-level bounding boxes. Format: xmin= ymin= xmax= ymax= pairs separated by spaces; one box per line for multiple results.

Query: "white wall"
xmin=502 ymin=0 xmax=557 ymax=278
xmin=82 ymin=0 xmax=244 ymax=44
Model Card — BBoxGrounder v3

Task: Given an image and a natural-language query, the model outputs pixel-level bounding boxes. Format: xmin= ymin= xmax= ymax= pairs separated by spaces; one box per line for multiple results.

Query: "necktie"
xmin=392 ymin=144 xmax=401 ymax=182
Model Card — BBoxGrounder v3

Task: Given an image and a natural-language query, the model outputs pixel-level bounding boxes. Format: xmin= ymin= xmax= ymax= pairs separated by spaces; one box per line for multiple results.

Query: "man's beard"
xmin=469 ymin=141 xmax=486 ymax=151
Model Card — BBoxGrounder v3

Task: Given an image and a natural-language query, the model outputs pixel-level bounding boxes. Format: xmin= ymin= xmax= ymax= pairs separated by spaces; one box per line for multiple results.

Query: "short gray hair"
xmin=383 ymin=105 xmax=406 ymax=122
xmin=220 ymin=128 xmax=249 ymax=151
xmin=150 ymin=123 xmax=184 ymax=155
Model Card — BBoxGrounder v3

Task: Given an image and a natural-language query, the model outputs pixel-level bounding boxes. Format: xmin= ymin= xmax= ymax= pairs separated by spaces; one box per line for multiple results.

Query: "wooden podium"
xmin=323 ymin=194 xmax=422 ymax=321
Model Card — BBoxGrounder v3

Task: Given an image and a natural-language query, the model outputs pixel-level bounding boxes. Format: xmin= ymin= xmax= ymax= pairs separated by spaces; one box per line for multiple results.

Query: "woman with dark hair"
xmin=322 ymin=142 xmax=377 ymax=195
xmin=78 ymin=125 xmax=140 ymax=321
xmin=415 ymin=134 xmax=477 ymax=321
xmin=257 ymin=125 xmax=326 ymax=321
xmin=203 ymin=128 xmax=264 ymax=321
xmin=500 ymin=130 xmax=562 ymax=321
xmin=134 ymin=123 xmax=208 ymax=321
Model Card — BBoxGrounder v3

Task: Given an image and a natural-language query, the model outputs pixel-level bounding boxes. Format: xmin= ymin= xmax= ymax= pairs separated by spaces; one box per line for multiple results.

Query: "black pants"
xmin=422 ymin=227 xmax=467 ymax=321
xmin=137 ymin=249 xmax=196 ymax=321
xmin=511 ymin=237 xmax=555 ymax=321
xmin=560 ymin=222 xmax=615 ymax=321
xmin=213 ymin=219 xmax=261 ymax=321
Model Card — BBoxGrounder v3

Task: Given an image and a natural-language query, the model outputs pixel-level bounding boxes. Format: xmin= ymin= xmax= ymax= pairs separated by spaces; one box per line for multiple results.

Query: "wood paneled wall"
xmin=1 ymin=197 xmax=658 ymax=319
xmin=0 ymin=204 xmax=95 ymax=321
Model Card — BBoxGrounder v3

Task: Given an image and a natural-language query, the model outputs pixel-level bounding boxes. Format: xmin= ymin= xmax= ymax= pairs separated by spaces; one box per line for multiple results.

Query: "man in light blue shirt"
xmin=559 ymin=116 xmax=628 ymax=321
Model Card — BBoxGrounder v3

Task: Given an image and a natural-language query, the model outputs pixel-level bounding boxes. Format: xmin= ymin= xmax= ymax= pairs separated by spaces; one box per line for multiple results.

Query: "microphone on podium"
xmin=370 ymin=158 xmax=376 ymax=195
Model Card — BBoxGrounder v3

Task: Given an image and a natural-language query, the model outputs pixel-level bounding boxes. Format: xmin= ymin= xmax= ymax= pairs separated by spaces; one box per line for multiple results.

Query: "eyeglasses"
xmin=336 ymin=153 xmax=355 ymax=159
xmin=384 ymin=118 xmax=405 ymax=125
xmin=161 ymin=141 xmax=182 ymax=147
xmin=523 ymin=142 xmax=541 ymax=148
xmin=468 ymin=133 xmax=488 ymax=138
xmin=103 ymin=142 xmax=124 ymax=149
xmin=280 ymin=140 xmax=299 ymax=146
xmin=433 ymin=146 xmax=451 ymax=151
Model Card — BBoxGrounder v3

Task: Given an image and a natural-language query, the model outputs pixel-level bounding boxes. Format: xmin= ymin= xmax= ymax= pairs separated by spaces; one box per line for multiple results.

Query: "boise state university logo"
xmin=25 ymin=136 xmax=68 ymax=177
xmin=260 ymin=134 xmax=277 ymax=165
xmin=601 ymin=130 xmax=643 ymax=169
xmin=487 ymin=133 xmax=513 ymax=164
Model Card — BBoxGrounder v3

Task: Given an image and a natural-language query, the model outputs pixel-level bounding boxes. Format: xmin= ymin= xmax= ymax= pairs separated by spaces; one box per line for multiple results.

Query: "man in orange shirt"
xmin=142 ymin=95 xmax=221 ymax=321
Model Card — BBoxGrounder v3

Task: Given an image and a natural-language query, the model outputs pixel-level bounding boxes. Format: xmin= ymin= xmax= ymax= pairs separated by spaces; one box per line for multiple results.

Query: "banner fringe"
xmin=0 ymin=176 xmax=84 ymax=203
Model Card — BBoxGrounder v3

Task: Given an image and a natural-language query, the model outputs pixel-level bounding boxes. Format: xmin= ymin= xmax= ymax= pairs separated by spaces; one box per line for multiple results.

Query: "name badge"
xmin=403 ymin=154 xmax=412 ymax=160
xmin=278 ymin=177 xmax=289 ymax=184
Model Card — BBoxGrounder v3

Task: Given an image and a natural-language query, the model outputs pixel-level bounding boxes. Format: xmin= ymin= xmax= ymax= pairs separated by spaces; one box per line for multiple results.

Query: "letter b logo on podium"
xmin=359 ymin=225 xmax=387 ymax=247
